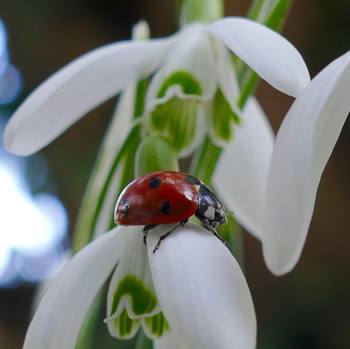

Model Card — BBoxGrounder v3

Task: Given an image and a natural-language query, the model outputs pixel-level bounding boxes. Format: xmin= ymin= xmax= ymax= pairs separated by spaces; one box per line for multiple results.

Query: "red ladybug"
xmin=114 ymin=171 xmax=228 ymax=252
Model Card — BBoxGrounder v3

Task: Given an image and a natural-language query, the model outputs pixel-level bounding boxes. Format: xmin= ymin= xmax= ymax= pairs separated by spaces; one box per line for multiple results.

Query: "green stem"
xmin=134 ymin=79 xmax=148 ymax=118
xmin=179 ymin=0 xmax=224 ymax=26
xmin=189 ymin=136 xmax=221 ymax=185
xmin=236 ymin=0 xmax=293 ymax=99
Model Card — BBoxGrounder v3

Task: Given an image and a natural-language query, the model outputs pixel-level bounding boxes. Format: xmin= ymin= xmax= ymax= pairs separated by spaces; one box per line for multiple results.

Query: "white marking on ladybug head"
xmin=204 ymin=206 xmax=216 ymax=220
xmin=184 ymin=188 xmax=194 ymax=200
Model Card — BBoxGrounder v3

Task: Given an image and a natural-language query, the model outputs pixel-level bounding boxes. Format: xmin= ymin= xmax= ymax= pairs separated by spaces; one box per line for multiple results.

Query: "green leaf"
xmin=135 ymin=135 xmax=179 ymax=177
xmin=106 ymin=128 xmax=142 ymax=229
xmin=247 ymin=0 xmax=266 ymax=21
xmin=265 ymin=0 xmax=293 ymax=30
xmin=73 ymin=123 xmax=141 ymax=252
xmin=247 ymin=0 xmax=292 ymax=28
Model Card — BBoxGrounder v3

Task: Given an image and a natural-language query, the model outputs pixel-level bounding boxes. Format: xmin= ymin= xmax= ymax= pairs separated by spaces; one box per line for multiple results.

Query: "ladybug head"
xmin=195 ymin=183 xmax=227 ymax=229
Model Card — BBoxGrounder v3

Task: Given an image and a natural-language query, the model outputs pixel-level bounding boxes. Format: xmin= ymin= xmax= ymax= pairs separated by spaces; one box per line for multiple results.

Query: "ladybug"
xmin=114 ymin=170 xmax=229 ymax=252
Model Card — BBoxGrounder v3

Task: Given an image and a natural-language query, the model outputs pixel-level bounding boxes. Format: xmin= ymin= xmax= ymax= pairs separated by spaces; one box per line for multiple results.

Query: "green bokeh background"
xmin=0 ymin=0 xmax=350 ymax=348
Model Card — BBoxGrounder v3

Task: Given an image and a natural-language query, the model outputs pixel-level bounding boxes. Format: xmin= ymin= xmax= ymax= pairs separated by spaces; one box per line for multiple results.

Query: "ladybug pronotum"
xmin=114 ymin=170 xmax=229 ymax=252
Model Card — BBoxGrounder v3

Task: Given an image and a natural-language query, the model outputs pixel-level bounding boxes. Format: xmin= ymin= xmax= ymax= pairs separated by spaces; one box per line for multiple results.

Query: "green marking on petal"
xmin=211 ymin=89 xmax=241 ymax=143
xmin=157 ymin=70 xmax=202 ymax=98
xmin=142 ymin=312 xmax=170 ymax=339
xmin=148 ymin=70 xmax=203 ymax=155
xmin=109 ymin=275 xmax=170 ymax=340
xmin=114 ymin=309 xmax=140 ymax=339
xmin=150 ymin=97 xmax=200 ymax=154
xmin=112 ymin=275 xmax=158 ymax=317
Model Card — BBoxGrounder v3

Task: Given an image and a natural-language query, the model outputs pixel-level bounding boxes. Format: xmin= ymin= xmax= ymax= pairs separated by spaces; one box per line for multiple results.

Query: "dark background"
xmin=0 ymin=0 xmax=350 ymax=348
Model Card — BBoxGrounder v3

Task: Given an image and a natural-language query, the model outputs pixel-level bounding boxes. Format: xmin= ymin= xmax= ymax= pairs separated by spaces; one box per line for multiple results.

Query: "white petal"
xmin=106 ymin=230 xmax=161 ymax=339
xmin=147 ymin=224 xmax=256 ymax=349
xmin=4 ymin=38 xmax=173 ymax=155
xmin=263 ymin=51 xmax=350 ymax=275
xmin=154 ymin=331 xmax=190 ymax=349
xmin=211 ymin=36 xmax=240 ymax=113
xmin=23 ymin=226 xmax=131 ymax=349
xmin=208 ymin=17 xmax=310 ymax=97
xmin=213 ymin=98 xmax=274 ymax=239
xmin=146 ymin=24 xmax=217 ymax=111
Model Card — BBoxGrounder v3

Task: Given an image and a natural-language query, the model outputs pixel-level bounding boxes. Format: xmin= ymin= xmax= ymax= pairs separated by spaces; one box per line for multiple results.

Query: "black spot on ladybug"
xmin=120 ymin=200 xmax=129 ymax=216
xmin=149 ymin=176 xmax=161 ymax=189
xmin=185 ymin=175 xmax=200 ymax=185
xmin=161 ymin=201 xmax=171 ymax=215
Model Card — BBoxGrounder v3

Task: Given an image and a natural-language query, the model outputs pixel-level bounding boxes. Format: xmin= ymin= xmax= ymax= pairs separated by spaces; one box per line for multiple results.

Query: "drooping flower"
xmin=214 ymin=51 xmax=350 ymax=275
xmin=3 ymin=17 xmax=309 ymax=157
xmin=3 ymin=15 xmax=315 ymax=348
xmin=24 ymin=224 xmax=256 ymax=349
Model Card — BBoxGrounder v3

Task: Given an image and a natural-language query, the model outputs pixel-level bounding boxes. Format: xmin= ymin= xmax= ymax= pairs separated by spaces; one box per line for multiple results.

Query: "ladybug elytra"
xmin=114 ymin=171 xmax=228 ymax=252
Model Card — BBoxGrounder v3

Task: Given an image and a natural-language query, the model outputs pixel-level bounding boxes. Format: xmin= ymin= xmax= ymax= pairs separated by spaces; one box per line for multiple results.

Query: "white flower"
xmin=3 ymin=17 xmax=309 ymax=156
xmin=214 ymin=51 xmax=350 ymax=276
xmin=25 ymin=224 xmax=256 ymax=349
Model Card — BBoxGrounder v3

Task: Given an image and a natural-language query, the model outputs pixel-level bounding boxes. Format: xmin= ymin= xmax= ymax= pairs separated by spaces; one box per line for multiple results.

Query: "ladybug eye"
xmin=149 ymin=176 xmax=161 ymax=189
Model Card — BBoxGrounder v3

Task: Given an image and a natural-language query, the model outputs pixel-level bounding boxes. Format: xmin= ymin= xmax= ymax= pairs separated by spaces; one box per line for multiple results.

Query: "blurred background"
xmin=0 ymin=0 xmax=349 ymax=348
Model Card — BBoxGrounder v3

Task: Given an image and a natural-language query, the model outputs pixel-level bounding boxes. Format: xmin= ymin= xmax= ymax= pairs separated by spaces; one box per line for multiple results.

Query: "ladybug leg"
xmin=143 ymin=225 xmax=158 ymax=246
xmin=202 ymin=222 xmax=230 ymax=249
xmin=152 ymin=220 xmax=188 ymax=254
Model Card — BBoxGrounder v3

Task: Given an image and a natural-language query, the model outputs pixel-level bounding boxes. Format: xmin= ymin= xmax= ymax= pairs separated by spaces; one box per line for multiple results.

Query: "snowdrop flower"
xmin=24 ymin=224 xmax=256 ymax=349
xmin=3 ymin=17 xmax=309 ymax=156
xmin=214 ymin=51 xmax=350 ymax=276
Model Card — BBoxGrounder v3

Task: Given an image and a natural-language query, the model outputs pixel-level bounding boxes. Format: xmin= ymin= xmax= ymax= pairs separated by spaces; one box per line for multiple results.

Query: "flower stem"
xmin=179 ymin=0 xmax=224 ymax=27
xmin=236 ymin=0 xmax=293 ymax=103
